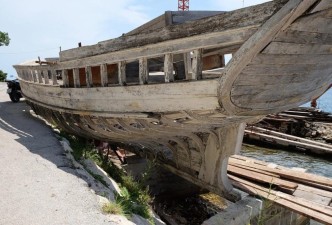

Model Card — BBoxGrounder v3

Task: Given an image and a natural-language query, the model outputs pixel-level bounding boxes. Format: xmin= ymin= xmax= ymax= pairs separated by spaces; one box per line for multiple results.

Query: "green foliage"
xmin=0 ymin=70 xmax=7 ymax=82
xmin=0 ymin=31 xmax=10 ymax=46
xmin=102 ymin=201 xmax=125 ymax=215
xmin=59 ymin=131 xmax=154 ymax=223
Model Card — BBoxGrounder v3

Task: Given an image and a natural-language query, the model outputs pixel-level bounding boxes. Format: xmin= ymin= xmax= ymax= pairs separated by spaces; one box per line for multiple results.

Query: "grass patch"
xmin=102 ymin=201 xmax=125 ymax=215
xmin=59 ymin=131 xmax=154 ymax=224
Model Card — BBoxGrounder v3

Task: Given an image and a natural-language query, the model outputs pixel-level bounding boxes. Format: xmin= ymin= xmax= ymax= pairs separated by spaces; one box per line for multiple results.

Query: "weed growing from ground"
xmin=59 ymin=131 xmax=154 ymax=224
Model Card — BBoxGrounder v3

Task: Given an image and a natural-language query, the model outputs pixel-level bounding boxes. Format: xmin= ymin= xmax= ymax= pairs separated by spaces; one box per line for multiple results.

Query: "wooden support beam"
xmin=118 ymin=61 xmax=126 ymax=85
xmin=32 ymin=70 xmax=37 ymax=83
xmin=44 ymin=70 xmax=49 ymax=84
xmin=100 ymin=64 xmax=108 ymax=87
xmin=73 ymin=68 xmax=80 ymax=88
xmin=139 ymin=58 xmax=148 ymax=84
xmin=51 ymin=69 xmax=58 ymax=85
xmin=164 ymin=53 xmax=174 ymax=82
xmin=85 ymin=66 xmax=93 ymax=87
xmin=62 ymin=69 xmax=69 ymax=87
xmin=37 ymin=70 xmax=43 ymax=83
xmin=192 ymin=49 xmax=203 ymax=80
xmin=184 ymin=52 xmax=192 ymax=80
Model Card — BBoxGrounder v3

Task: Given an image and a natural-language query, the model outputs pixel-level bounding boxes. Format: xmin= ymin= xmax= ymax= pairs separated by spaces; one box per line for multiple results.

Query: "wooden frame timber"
xmin=13 ymin=0 xmax=332 ymax=201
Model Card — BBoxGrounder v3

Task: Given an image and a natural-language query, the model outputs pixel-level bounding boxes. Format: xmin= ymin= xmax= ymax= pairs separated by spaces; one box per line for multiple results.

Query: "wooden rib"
xmin=51 ymin=69 xmax=58 ymax=85
xmin=139 ymin=58 xmax=148 ymax=84
xmin=118 ymin=61 xmax=126 ymax=85
xmin=44 ymin=70 xmax=49 ymax=84
xmin=192 ymin=49 xmax=203 ymax=80
xmin=37 ymin=70 xmax=43 ymax=83
xmin=85 ymin=66 xmax=93 ymax=87
xmin=62 ymin=69 xmax=69 ymax=87
xmin=100 ymin=64 xmax=108 ymax=87
xmin=164 ymin=53 xmax=174 ymax=82
xmin=73 ymin=68 xmax=80 ymax=88
xmin=184 ymin=52 xmax=192 ymax=80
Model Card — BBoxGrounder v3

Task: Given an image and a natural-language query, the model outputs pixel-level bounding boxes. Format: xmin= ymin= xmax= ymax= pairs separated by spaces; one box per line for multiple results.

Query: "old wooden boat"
xmin=13 ymin=0 xmax=332 ymax=200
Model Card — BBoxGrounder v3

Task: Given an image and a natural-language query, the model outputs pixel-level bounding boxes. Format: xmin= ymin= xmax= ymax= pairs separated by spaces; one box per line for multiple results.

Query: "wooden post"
xmin=73 ymin=68 xmax=80 ymax=88
xmin=62 ymin=69 xmax=69 ymax=87
xmin=44 ymin=70 xmax=49 ymax=84
xmin=100 ymin=64 xmax=108 ymax=87
xmin=32 ymin=70 xmax=37 ymax=83
xmin=118 ymin=61 xmax=126 ymax=85
xmin=139 ymin=58 xmax=148 ymax=84
xmin=164 ymin=53 xmax=174 ymax=82
xmin=85 ymin=66 xmax=93 ymax=87
xmin=184 ymin=52 xmax=192 ymax=80
xmin=51 ymin=69 xmax=58 ymax=85
xmin=192 ymin=49 xmax=203 ymax=80
xmin=37 ymin=70 xmax=43 ymax=83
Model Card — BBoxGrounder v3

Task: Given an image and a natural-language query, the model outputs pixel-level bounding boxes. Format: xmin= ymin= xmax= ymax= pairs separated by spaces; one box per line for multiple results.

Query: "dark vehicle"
xmin=6 ymin=77 xmax=22 ymax=103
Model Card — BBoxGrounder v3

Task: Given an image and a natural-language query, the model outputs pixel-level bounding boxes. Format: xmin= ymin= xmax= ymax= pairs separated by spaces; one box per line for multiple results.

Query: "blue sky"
xmin=0 ymin=0 xmax=270 ymax=76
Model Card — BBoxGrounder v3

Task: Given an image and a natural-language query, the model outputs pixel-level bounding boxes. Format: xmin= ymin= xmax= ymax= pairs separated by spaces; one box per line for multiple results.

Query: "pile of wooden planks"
xmin=244 ymin=126 xmax=332 ymax=155
xmin=228 ymin=155 xmax=332 ymax=224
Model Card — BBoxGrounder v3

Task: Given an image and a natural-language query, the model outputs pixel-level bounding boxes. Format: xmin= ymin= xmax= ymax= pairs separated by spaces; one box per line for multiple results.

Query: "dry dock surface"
xmin=0 ymin=82 xmax=119 ymax=225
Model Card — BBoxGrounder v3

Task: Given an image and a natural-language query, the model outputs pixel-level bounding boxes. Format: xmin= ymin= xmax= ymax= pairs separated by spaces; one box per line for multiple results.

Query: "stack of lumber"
xmin=265 ymin=107 xmax=332 ymax=123
xmin=228 ymin=155 xmax=332 ymax=224
xmin=244 ymin=126 xmax=332 ymax=155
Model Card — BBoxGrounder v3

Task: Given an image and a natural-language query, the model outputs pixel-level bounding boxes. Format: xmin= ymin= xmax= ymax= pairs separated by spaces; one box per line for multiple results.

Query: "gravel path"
xmin=0 ymin=82 xmax=129 ymax=225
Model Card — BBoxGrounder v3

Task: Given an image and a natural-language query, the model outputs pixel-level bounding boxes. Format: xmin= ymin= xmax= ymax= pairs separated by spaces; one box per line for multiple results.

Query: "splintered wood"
xmin=228 ymin=155 xmax=332 ymax=224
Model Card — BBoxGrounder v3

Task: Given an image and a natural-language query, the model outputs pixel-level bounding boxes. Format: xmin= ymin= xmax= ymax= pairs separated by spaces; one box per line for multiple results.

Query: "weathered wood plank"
xmin=230 ymin=175 xmax=332 ymax=224
xmin=240 ymin=63 xmax=325 ymax=75
xmin=310 ymin=0 xmax=332 ymax=13
xmin=192 ymin=49 xmax=203 ymax=80
xmin=228 ymin=165 xmax=298 ymax=189
xmin=100 ymin=64 xmax=108 ymax=87
xmin=60 ymin=1 xmax=284 ymax=61
xmin=58 ymin=27 xmax=257 ymax=70
xmin=293 ymin=189 xmax=332 ymax=206
xmin=251 ymin=53 xmax=332 ymax=64
xmin=229 ymin=159 xmax=332 ymax=188
xmin=164 ymin=53 xmax=174 ymax=82
xmin=263 ymin=41 xmax=332 ymax=54
xmin=85 ymin=66 xmax=93 ymax=87
xmin=73 ymin=68 xmax=80 ymax=88
xmin=139 ymin=58 xmax=148 ymax=84
xmin=20 ymin=79 xmax=220 ymax=113
xmin=287 ymin=8 xmax=332 ymax=33
xmin=118 ymin=61 xmax=126 ymax=85
xmin=274 ymin=30 xmax=332 ymax=45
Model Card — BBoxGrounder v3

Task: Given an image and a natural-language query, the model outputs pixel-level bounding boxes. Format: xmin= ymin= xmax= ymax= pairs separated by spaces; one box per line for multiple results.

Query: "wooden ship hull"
xmin=13 ymin=0 xmax=332 ymax=200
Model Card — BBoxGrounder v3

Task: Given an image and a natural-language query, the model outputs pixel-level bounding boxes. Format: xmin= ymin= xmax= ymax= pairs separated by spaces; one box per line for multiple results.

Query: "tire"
xmin=9 ymin=91 xmax=20 ymax=103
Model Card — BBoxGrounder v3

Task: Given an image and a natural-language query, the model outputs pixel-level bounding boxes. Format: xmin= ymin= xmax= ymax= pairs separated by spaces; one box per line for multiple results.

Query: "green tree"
xmin=0 ymin=70 xmax=7 ymax=82
xmin=0 ymin=31 xmax=10 ymax=46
